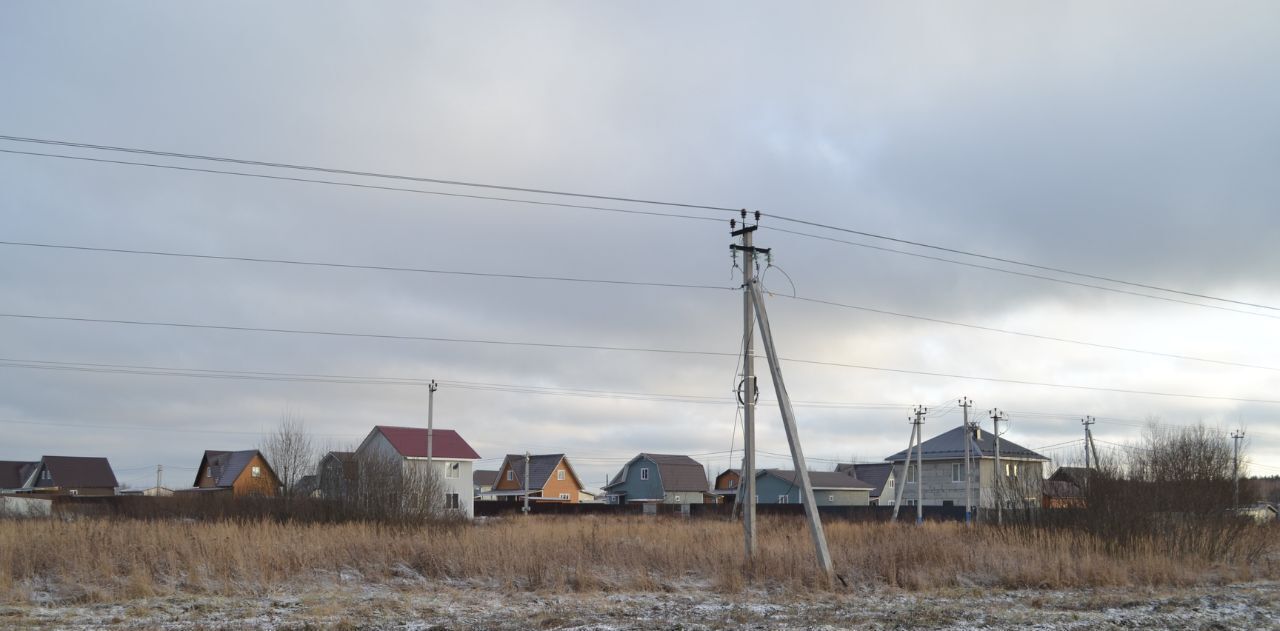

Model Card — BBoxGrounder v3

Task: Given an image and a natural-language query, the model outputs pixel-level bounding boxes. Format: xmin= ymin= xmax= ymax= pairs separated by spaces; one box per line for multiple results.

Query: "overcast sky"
xmin=2 ymin=2 xmax=1278 ymax=491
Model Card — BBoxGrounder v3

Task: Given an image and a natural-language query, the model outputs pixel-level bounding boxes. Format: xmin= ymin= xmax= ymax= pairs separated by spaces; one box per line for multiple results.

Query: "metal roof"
xmin=834 ymin=463 xmax=895 ymax=497
xmin=35 ymin=456 xmax=119 ymax=489
xmin=604 ymin=453 xmax=709 ymax=492
xmin=498 ymin=454 xmax=580 ymax=491
xmin=473 ymin=469 xmax=500 ymax=486
xmin=0 ymin=461 xmax=38 ymax=489
xmin=196 ymin=450 xmax=268 ymax=487
xmin=884 ymin=425 xmax=1048 ymax=462
xmin=759 ymin=469 xmax=873 ymax=490
xmin=373 ymin=426 xmax=481 ymax=460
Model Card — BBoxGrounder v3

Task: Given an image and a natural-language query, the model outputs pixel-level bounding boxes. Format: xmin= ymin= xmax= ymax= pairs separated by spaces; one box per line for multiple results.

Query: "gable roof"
xmin=759 ymin=469 xmax=874 ymax=491
xmin=323 ymin=451 xmax=355 ymax=464
xmin=0 ymin=461 xmax=38 ymax=489
xmin=604 ymin=453 xmax=708 ymax=492
xmin=835 ymin=463 xmax=895 ymax=497
xmin=473 ymin=469 xmax=500 ymax=486
xmin=1050 ymin=466 xmax=1092 ymax=487
xmin=498 ymin=454 xmax=581 ymax=491
xmin=36 ymin=456 xmax=118 ymax=489
xmin=884 ymin=425 xmax=1048 ymax=463
xmin=195 ymin=450 xmax=273 ymax=487
xmin=370 ymin=426 xmax=481 ymax=460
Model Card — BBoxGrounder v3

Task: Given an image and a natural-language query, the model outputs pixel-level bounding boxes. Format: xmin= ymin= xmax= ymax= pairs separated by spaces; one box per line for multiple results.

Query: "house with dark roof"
xmin=884 ymin=424 xmax=1048 ymax=509
xmin=355 ymin=425 xmax=481 ymax=517
xmin=834 ymin=462 xmax=896 ymax=506
xmin=316 ymin=451 xmax=357 ymax=500
xmin=21 ymin=456 xmax=119 ymax=496
xmin=710 ymin=468 xmax=741 ymax=504
xmin=1042 ymin=466 xmax=1091 ymax=509
xmin=484 ymin=454 xmax=585 ymax=503
xmin=603 ymin=453 xmax=709 ymax=504
xmin=473 ymin=469 xmax=499 ymax=501
xmin=754 ymin=469 xmax=874 ymax=506
xmin=190 ymin=450 xmax=282 ymax=497
xmin=0 ymin=461 xmax=39 ymax=492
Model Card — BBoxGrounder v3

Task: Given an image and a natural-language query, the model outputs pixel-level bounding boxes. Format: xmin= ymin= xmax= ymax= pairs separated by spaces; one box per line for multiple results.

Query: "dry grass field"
xmin=2 ymin=515 xmax=1275 ymax=605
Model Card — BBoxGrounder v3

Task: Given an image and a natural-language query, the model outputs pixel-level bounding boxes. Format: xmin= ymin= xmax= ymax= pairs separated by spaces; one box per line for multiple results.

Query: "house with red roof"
xmin=355 ymin=425 xmax=482 ymax=518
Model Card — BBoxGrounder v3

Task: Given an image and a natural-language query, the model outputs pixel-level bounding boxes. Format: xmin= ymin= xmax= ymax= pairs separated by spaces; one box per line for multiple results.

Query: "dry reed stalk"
xmin=0 ymin=516 xmax=1272 ymax=603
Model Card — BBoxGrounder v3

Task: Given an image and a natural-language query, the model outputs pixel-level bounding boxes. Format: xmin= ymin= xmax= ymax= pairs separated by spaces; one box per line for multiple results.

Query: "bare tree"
xmin=347 ymin=450 xmax=449 ymax=523
xmin=261 ymin=410 xmax=318 ymax=498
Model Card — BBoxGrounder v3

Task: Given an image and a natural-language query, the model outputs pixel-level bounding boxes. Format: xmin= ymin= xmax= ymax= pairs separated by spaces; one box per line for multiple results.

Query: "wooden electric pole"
xmin=1231 ymin=429 xmax=1245 ymax=511
xmin=1082 ymin=417 xmax=1097 ymax=469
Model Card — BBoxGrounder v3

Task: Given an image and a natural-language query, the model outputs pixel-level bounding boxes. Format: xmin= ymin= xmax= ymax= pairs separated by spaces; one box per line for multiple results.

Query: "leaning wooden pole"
xmin=890 ymin=420 xmax=917 ymax=522
xmin=747 ymin=281 xmax=834 ymax=579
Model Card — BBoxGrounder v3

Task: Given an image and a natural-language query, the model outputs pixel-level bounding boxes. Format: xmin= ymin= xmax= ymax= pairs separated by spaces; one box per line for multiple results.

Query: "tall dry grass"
xmin=0 ymin=516 xmax=1274 ymax=602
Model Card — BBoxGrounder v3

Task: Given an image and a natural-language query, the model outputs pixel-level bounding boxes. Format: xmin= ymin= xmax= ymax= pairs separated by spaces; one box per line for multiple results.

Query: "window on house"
xmin=444 ymin=493 xmax=460 ymax=509
xmin=205 ymin=467 xmax=212 ymax=478
xmin=42 ymin=468 xmax=51 ymax=481
xmin=728 ymin=478 xmax=737 ymax=488
xmin=640 ymin=467 xmax=649 ymax=481
xmin=69 ymin=489 xmax=78 ymax=496
xmin=673 ymin=495 xmax=681 ymax=502
xmin=251 ymin=466 xmax=261 ymax=478
xmin=778 ymin=495 xmax=789 ymax=504
xmin=952 ymin=464 xmax=963 ymax=483
xmin=559 ymin=493 xmax=570 ymax=500
xmin=446 ymin=462 xmax=460 ymax=479
xmin=827 ymin=494 xmax=834 ymax=502
xmin=507 ymin=470 xmax=514 ymax=481
xmin=906 ymin=464 xmax=916 ymax=483
xmin=1006 ymin=463 xmax=1019 ymax=479
xmin=557 ymin=470 xmax=566 ymax=481
xmin=943 ymin=500 xmax=954 ymax=507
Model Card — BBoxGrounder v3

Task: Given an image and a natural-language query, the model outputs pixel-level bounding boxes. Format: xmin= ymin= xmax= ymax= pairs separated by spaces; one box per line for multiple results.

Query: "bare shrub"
xmin=260 ymin=411 xmax=319 ymax=498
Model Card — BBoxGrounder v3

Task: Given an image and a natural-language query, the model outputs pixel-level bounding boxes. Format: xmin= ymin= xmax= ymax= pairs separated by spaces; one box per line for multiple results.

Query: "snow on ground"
xmin=3 ymin=581 xmax=1278 ymax=630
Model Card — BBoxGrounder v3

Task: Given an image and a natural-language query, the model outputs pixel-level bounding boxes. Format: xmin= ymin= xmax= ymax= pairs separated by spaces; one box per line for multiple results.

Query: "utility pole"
xmin=1082 ymin=417 xmax=1096 ymax=469
xmin=747 ymin=274 xmax=833 ymax=579
xmin=522 ymin=451 xmax=531 ymax=514
xmin=156 ymin=464 xmax=163 ymax=494
xmin=960 ymin=397 xmax=973 ymax=526
xmin=1231 ymin=429 xmax=1244 ymax=510
xmin=427 ymin=380 xmax=438 ymax=471
xmin=914 ymin=405 xmax=925 ymax=525
xmin=990 ymin=409 xmax=1004 ymax=526
xmin=890 ymin=411 xmax=920 ymax=522
xmin=730 ymin=210 xmax=760 ymax=564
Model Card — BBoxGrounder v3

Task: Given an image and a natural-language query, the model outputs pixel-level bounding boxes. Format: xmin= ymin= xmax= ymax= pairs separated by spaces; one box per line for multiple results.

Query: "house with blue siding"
xmin=602 ymin=453 xmax=709 ymax=504
xmin=754 ymin=469 xmax=873 ymax=506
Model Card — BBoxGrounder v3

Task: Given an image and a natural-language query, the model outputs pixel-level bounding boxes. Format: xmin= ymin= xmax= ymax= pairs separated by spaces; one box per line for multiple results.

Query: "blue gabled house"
xmin=603 ymin=453 xmax=709 ymax=504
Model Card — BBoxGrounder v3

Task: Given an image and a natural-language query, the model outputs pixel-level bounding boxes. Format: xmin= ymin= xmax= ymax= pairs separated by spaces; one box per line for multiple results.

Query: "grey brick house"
xmin=884 ymin=425 xmax=1047 ymax=509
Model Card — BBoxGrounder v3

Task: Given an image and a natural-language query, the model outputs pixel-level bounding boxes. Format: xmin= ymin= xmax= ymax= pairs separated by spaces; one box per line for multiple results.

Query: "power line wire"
xmin=3 ymin=134 xmax=1271 ymax=313
xmin=0 ymin=149 xmax=724 ymax=224
xmin=0 ymin=135 xmax=740 ymax=213
xmin=4 ymin=311 xmax=1279 ymax=404
xmin=0 ymin=240 xmax=735 ymax=292
xmin=767 ymin=227 xmax=1280 ymax=321
xmin=5 ymin=239 xmax=1273 ymax=373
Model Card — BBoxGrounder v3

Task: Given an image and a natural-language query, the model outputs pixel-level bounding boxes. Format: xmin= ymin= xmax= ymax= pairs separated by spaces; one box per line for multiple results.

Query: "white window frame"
xmin=446 ymin=462 xmax=460 ymax=479
xmin=952 ymin=463 xmax=963 ymax=483
xmin=42 ymin=468 xmax=51 ymax=481
xmin=673 ymin=495 xmax=681 ymax=502
xmin=557 ymin=470 xmax=566 ymax=481
xmin=906 ymin=464 xmax=916 ymax=483
xmin=251 ymin=466 xmax=261 ymax=478
xmin=559 ymin=493 xmax=571 ymax=500
xmin=205 ymin=467 xmax=212 ymax=478
xmin=444 ymin=492 xmax=460 ymax=509
xmin=507 ymin=470 xmax=514 ymax=481
xmin=69 ymin=489 xmax=78 ymax=496
xmin=827 ymin=494 xmax=834 ymax=502
xmin=639 ymin=467 xmax=650 ymax=481
xmin=778 ymin=495 xmax=789 ymax=504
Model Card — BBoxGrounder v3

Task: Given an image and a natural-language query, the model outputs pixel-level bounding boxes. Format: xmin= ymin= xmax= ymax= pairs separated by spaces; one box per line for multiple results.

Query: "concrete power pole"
xmin=990 ymin=409 xmax=1004 ymax=526
xmin=1082 ymin=417 xmax=1096 ymax=469
xmin=890 ymin=412 xmax=920 ymax=522
xmin=522 ymin=451 xmax=531 ymax=514
xmin=427 ymin=380 xmax=438 ymax=472
xmin=156 ymin=464 xmax=163 ymax=494
xmin=914 ymin=405 xmax=925 ymax=525
xmin=1231 ymin=429 xmax=1245 ymax=511
xmin=748 ymin=276 xmax=833 ymax=579
xmin=960 ymin=397 xmax=972 ymax=526
xmin=731 ymin=211 xmax=761 ymax=564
